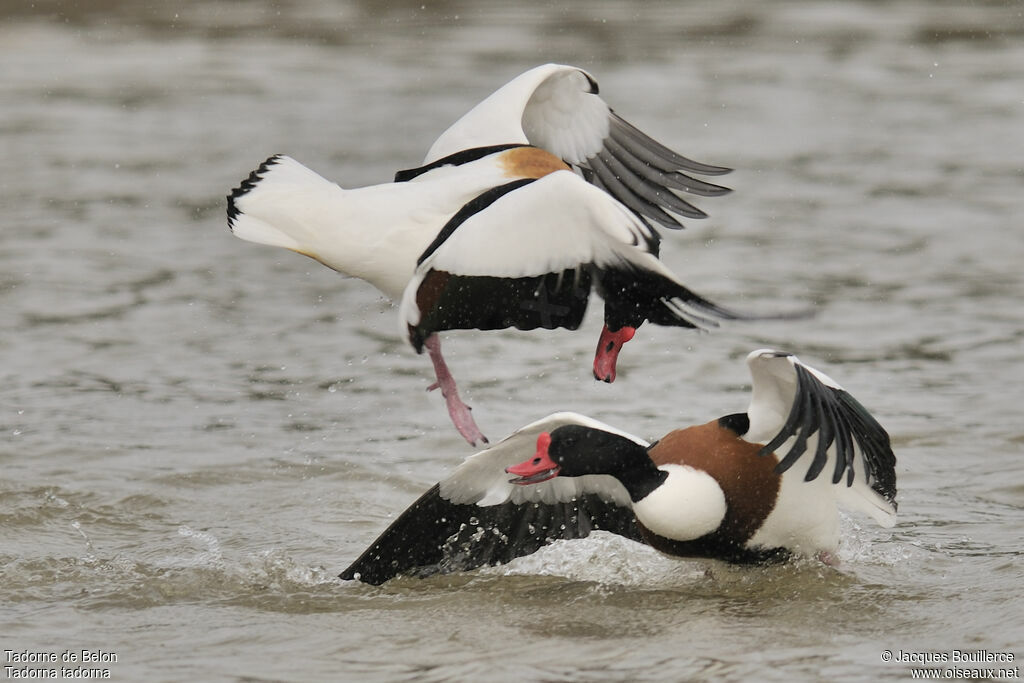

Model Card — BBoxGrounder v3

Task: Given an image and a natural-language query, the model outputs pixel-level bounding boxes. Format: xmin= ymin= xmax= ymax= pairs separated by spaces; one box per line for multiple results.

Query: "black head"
xmin=506 ymin=424 xmax=665 ymax=502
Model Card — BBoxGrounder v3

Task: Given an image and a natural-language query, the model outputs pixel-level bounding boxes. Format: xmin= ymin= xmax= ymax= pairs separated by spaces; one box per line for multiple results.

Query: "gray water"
xmin=2 ymin=1 xmax=1023 ymax=681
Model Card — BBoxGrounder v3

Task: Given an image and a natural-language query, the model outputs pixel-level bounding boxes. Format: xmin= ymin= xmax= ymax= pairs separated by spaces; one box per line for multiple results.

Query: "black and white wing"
xmin=421 ymin=63 xmax=731 ymax=230
xmin=397 ymin=171 xmax=741 ymax=352
xmin=744 ymin=349 xmax=897 ymax=525
xmin=339 ymin=413 xmax=644 ymax=585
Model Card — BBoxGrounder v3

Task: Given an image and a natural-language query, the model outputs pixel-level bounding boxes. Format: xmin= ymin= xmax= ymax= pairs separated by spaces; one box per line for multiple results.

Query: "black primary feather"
xmin=579 ymin=113 xmax=732 ymax=230
xmin=406 ymin=268 xmax=593 ymax=352
xmin=340 ymin=484 xmax=642 ymax=585
xmin=608 ymin=113 xmax=732 ymax=177
xmin=759 ymin=363 xmax=897 ymax=505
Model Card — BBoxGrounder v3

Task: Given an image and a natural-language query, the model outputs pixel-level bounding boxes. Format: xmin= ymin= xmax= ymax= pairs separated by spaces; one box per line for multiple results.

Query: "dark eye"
xmin=532 ymin=457 xmax=541 ymax=465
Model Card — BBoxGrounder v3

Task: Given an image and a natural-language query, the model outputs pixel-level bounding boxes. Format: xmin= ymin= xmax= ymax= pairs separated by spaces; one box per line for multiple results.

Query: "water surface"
xmin=2 ymin=1 xmax=1022 ymax=680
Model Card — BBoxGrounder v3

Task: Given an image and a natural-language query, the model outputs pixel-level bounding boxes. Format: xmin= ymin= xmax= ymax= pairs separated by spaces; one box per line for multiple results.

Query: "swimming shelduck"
xmin=340 ymin=350 xmax=897 ymax=585
xmin=227 ymin=64 xmax=739 ymax=446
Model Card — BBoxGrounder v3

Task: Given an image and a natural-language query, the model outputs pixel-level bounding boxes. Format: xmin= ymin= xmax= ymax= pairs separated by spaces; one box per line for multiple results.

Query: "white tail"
xmin=227 ymin=155 xmax=347 ymax=257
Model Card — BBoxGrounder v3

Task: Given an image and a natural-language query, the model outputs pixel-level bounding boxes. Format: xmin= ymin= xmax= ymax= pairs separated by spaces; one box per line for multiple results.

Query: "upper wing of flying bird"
xmin=411 ymin=63 xmax=732 ymax=230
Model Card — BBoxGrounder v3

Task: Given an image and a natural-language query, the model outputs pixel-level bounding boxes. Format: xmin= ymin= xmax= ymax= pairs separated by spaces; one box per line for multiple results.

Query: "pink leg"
xmin=424 ymin=335 xmax=488 ymax=447
xmin=816 ymin=550 xmax=840 ymax=567
xmin=592 ymin=325 xmax=636 ymax=383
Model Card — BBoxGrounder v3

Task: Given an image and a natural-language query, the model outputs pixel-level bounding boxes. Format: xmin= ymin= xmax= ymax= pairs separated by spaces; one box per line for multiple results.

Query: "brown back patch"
xmin=415 ymin=269 xmax=451 ymax=316
xmin=499 ymin=146 xmax=570 ymax=179
xmin=406 ymin=269 xmax=451 ymax=350
xmin=648 ymin=421 xmax=781 ymax=544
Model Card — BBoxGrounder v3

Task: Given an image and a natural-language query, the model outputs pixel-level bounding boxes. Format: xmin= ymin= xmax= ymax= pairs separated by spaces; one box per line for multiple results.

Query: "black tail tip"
xmin=225 ymin=154 xmax=287 ymax=225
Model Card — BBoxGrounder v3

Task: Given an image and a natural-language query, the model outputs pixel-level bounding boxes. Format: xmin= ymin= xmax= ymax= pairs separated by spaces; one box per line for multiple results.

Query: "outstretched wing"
xmin=340 ymin=413 xmax=644 ymax=585
xmin=421 ymin=63 xmax=731 ymax=229
xmin=744 ymin=350 xmax=897 ymax=524
xmin=398 ymin=171 xmax=741 ymax=351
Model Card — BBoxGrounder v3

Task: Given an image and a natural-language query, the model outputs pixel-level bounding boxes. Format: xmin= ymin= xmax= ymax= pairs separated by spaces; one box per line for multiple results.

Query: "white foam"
xmin=480 ymin=531 xmax=704 ymax=586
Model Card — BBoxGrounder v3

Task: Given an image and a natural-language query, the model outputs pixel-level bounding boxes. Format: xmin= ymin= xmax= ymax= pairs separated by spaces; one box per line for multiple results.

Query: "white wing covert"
xmin=412 ymin=171 xmax=656 ymax=280
xmin=440 ymin=411 xmax=644 ymax=507
xmin=397 ymin=172 xmax=742 ymax=351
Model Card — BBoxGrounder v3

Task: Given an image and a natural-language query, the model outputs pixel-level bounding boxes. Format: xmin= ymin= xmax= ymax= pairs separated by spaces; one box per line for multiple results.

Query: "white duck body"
xmin=227 ymin=153 xmax=529 ymax=301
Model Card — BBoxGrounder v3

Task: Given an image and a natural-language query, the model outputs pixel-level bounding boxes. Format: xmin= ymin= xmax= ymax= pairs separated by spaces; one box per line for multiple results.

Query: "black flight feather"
xmin=340 ymin=484 xmax=642 ymax=585
xmin=759 ymin=363 xmax=897 ymax=505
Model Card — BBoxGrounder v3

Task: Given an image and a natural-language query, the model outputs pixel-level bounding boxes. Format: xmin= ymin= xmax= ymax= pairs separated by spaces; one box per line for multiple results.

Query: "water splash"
xmin=70 ymin=520 xmax=97 ymax=562
xmin=177 ymin=524 xmax=224 ymax=568
xmin=483 ymin=531 xmax=702 ymax=586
